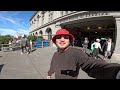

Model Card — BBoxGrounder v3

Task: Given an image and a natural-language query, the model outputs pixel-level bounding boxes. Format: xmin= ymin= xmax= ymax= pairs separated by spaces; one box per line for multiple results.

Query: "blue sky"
xmin=0 ymin=11 xmax=34 ymax=36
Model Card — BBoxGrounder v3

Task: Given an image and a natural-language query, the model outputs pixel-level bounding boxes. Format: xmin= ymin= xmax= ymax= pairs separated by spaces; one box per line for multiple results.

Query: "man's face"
xmin=55 ymin=35 xmax=70 ymax=49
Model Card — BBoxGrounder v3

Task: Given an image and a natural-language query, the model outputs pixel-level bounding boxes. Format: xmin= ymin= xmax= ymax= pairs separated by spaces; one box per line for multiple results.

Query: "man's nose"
xmin=60 ymin=37 xmax=65 ymax=41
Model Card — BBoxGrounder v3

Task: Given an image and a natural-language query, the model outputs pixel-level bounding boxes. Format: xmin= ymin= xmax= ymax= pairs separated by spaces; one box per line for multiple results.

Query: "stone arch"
xmin=39 ymin=30 xmax=43 ymax=36
xmin=45 ymin=27 xmax=52 ymax=41
xmin=35 ymin=32 xmax=38 ymax=36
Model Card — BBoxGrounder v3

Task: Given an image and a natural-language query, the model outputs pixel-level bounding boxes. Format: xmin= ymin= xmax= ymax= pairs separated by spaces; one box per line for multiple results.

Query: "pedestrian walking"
xmin=91 ymin=38 xmax=102 ymax=59
xmin=20 ymin=36 xmax=27 ymax=54
xmin=26 ymin=40 xmax=31 ymax=54
xmin=30 ymin=40 xmax=33 ymax=51
xmin=82 ymin=37 xmax=89 ymax=53
xmin=102 ymin=37 xmax=115 ymax=60
xmin=47 ymin=28 xmax=120 ymax=79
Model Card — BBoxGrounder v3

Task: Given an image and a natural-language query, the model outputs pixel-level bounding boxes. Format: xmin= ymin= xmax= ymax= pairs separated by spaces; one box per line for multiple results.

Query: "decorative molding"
xmin=115 ymin=17 xmax=120 ymax=21
xmin=59 ymin=12 xmax=109 ymax=24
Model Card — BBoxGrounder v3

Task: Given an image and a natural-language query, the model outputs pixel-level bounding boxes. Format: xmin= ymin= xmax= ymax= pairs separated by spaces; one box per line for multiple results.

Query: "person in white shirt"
xmin=91 ymin=38 xmax=102 ymax=59
xmin=102 ymin=38 xmax=115 ymax=60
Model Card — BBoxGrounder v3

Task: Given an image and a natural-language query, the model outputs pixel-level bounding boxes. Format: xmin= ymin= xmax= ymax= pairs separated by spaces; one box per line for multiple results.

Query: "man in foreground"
xmin=47 ymin=28 xmax=120 ymax=79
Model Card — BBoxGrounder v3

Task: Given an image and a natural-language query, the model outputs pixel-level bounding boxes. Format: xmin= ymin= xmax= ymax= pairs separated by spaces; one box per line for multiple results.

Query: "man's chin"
xmin=58 ymin=45 xmax=69 ymax=49
xmin=59 ymin=46 xmax=66 ymax=49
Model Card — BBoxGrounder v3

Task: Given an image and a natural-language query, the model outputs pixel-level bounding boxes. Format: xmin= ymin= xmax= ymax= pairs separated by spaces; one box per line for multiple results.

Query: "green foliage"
xmin=27 ymin=35 xmax=44 ymax=42
xmin=37 ymin=36 xmax=43 ymax=41
xmin=27 ymin=35 xmax=37 ymax=42
xmin=0 ymin=36 xmax=12 ymax=44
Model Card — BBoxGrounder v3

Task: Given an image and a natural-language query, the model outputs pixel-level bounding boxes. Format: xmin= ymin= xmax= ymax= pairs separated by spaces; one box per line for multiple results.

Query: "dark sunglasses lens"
xmin=64 ymin=35 xmax=69 ymax=39
xmin=56 ymin=35 xmax=69 ymax=39
xmin=56 ymin=35 xmax=61 ymax=39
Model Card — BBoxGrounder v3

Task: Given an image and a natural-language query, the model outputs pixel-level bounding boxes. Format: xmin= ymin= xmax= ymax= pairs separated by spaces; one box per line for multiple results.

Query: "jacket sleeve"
xmin=112 ymin=42 xmax=115 ymax=52
xmin=48 ymin=53 xmax=56 ymax=76
xmin=91 ymin=43 xmax=94 ymax=50
xmin=76 ymin=49 xmax=120 ymax=79
xmin=101 ymin=42 xmax=106 ymax=51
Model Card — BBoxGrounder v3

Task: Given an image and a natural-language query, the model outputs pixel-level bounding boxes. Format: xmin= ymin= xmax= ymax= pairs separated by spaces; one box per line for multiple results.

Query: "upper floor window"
xmin=48 ymin=11 xmax=53 ymax=22
xmin=37 ymin=15 xmax=40 ymax=21
xmin=65 ymin=11 xmax=68 ymax=14
xmin=60 ymin=11 xmax=63 ymax=16
xmin=41 ymin=13 xmax=44 ymax=25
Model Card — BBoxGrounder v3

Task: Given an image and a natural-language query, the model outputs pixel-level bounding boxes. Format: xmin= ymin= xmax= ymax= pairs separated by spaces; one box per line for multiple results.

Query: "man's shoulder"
xmin=69 ymin=47 xmax=82 ymax=52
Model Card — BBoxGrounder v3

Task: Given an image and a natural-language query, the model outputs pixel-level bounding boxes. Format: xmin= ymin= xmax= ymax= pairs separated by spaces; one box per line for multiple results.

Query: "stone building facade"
xmin=29 ymin=11 xmax=120 ymax=61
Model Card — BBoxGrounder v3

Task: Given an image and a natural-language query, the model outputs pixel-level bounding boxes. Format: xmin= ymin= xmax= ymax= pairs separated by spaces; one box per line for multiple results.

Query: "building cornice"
xmin=30 ymin=11 xmax=114 ymax=33
xmin=30 ymin=11 xmax=39 ymax=21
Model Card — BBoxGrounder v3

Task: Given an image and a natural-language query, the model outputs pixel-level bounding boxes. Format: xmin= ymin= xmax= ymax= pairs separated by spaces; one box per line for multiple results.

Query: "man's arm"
xmin=76 ymin=49 xmax=120 ymax=79
xmin=47 ymin=53 xmax=56 ymax=78
xmin=101 ymin=42 xmax=106 ymax=51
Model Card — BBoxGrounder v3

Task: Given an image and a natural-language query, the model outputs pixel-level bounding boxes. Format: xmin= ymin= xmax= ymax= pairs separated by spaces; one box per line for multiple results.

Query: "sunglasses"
xmin=56 ymin=35 xmax=70 ymax=39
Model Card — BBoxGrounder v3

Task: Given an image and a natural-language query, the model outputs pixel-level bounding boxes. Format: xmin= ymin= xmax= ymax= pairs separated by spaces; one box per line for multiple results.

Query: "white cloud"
xmin=0 ymin=11 xmax=25 ymax=27
xmin=0 ymin=16 xmax=17 ymax=24
xmin=0 ymin=28 xmax=16 ymax=36
xmin=0 ymin=11 xmax=30 ymax=36
xmin=0 ymin=28 xmax=29 ymax=36
xmin=17 ymin=29 xmax=29 ymax=35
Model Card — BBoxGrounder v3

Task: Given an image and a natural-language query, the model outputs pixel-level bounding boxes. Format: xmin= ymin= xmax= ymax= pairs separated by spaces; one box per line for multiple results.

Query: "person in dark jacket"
xmin=102 ymin=37 xmax=115 ymax=60
xmin=47 ymin=29 xmax=120 ymax=79
xmin=20 ymin=36 xmax=27 ymax=54
xmin=82 ymin=37 xmax=89 ymax=53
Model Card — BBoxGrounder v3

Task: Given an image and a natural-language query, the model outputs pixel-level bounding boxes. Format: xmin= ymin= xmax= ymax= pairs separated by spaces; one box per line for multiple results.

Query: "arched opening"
xmin=36 ymin=32 xmax=38 ymax=36
xmin=39 ymin=30 xmax=43 ymax=36
xmin=46 ymin=27 xmax=52 ymax=41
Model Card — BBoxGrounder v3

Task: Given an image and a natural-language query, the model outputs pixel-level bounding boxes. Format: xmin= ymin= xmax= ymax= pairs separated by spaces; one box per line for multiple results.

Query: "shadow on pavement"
xmin=31 ymin=49 xmax=36 ymax=52
xmin=0 ymin=64 xmax=4 ymax=74
xmin=85 ymin=52 xmax=103 ymax=60
xmin=0 ymin=56 xmax=2 ymax=58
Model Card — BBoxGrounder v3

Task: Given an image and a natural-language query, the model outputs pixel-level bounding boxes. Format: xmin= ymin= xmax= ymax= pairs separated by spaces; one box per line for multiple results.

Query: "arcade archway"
xmin=61 ymin=19 xmax=115 ymax=49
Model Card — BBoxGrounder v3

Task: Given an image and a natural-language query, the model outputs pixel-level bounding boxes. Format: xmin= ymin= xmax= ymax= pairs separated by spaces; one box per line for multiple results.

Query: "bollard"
xmin=42 ymin=41 xmax=44 ymax=48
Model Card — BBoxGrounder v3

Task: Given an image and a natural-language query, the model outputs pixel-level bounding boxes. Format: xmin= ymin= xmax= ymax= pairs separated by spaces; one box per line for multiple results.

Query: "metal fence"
xmin=0 ymin=41 xmax=52 ymax=52
xmin=0 ymin=44 xmax=21 ymax=52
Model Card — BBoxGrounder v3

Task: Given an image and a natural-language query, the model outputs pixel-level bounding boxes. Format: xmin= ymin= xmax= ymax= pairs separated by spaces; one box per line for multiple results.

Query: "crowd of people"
xmin=20 ymin=36 xmax=33 ymax=54
xmin=8 ymin=35 xmax=33 ymax=54
xmin=82 ymin=37 xmax=114 ymax=61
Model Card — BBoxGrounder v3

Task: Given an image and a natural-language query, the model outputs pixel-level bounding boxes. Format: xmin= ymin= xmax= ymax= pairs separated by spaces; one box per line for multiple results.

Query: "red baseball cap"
xmin=52 ymin=28 xmax=75 ymax=44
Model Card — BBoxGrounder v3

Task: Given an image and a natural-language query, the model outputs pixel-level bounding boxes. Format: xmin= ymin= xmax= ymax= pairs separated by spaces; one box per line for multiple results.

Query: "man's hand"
xmin=47 ymin=76 xmax=51 ymax=79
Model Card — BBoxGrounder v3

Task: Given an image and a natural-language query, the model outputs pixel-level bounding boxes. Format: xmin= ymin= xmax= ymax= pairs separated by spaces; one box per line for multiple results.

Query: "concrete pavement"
xmin=0 ymin=46 xmax=106 ymax=79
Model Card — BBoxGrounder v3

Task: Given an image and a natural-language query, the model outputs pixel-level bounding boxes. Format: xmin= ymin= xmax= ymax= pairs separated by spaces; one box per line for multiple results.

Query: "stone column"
xmin=112 ymin=17 xmax=120 ymax=61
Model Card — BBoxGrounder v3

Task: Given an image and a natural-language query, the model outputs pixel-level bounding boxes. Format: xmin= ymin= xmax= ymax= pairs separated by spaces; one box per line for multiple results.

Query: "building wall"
xmin=29 ymin=11 xmax=76 ymax=37
xmin=29 ymin=11 xmax=120 ymax=61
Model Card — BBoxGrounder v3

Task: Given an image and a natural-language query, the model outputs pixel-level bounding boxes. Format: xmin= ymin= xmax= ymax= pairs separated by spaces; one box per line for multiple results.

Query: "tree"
xmin=37 ymin=36 xmax=43 ymax=41
xmin=0 ymin=35 xmax=12 ymax=44
xmin=27 ymin=35 xmax=37 ymax=42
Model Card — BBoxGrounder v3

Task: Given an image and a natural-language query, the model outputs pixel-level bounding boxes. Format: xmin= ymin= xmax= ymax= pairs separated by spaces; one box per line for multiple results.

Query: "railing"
xmin=0 ymin=41 xmax=52 ymax=52
xmin=1 ymin=44 xmax=21 ymax=52
xmin=35 ymin=40 xmax=51 ymax=48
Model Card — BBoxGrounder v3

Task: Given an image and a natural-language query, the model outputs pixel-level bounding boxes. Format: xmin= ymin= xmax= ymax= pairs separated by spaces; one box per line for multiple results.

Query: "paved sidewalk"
xmin=0 ymin=46 xmax=105 ymax=79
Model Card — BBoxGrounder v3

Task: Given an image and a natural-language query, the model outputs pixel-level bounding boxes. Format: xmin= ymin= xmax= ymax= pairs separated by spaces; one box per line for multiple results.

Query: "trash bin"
xmin=36 ymin=40 xmax=42 ymax=48
xmin=43 ymin=40 xmax=48 ymax=47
